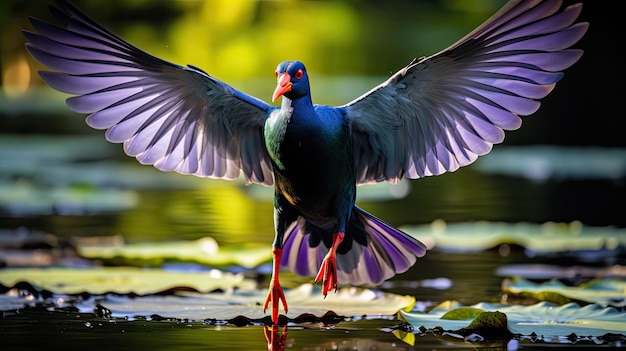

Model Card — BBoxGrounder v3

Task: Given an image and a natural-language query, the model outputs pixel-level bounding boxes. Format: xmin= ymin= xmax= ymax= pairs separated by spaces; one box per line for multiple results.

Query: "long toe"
xmin=264 ymin=281 xmax=288 ymax=324
xmin=315 ymin=254 xmax=338 ymax=297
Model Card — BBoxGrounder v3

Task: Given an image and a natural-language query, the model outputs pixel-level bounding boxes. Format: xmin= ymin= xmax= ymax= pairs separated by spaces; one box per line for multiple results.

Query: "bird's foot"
xmin=314 ymin=232 xmax=345 ymax=297
xmin=263 ymin=278 xmax=287 ymax=324
xmin=263 ymin=247 xmax=288 ymax=324
xmin=315 ymin=255 xmax=337 ymax=296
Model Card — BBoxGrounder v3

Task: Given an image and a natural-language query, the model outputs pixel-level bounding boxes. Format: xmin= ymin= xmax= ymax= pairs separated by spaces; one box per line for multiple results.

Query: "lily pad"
xmin=91 ymin=284 xmax=415 ymax=321
xmin=441 ymin=307 xmax=486 ymax=320
xmin=400 ymin=301 xmax=626 ymax=337
xmin=474 ymin=145 xmax=626 ymax=181
xmin=0 ymin=267 xmax=254 ymax=295
xmin=0 ymin=135 xmax=112 ymax=164
xmin=502 ymin=277 xmax=626 ymax=307
xmin=0 ymin=135 xmax=213 ymax=194
xmin=0 ymin=266 xmax=415 ymax=320
xmin=496 ymin=264 xmax=626 ymax=281
xmin=76 ymin=237 xmax=272 ymax=268
xmin=0 ymin=182 xmax=139 ymax=215
xmin=403 ymin=220 xmax=626 ymax=257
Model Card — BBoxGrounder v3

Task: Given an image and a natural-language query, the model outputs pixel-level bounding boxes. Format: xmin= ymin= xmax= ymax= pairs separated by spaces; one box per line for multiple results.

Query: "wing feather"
xmin=24 ymin=1 xmax=275 ymax=185
xmin=344 ymin=0 xmax=587 ymax=184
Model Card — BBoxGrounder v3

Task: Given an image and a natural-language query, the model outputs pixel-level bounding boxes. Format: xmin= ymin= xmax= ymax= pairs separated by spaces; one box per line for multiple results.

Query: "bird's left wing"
xmin=343 ymin=0 xmax=588 ymax=185
xmin=23 ymin=1 xmax=275 ymax=185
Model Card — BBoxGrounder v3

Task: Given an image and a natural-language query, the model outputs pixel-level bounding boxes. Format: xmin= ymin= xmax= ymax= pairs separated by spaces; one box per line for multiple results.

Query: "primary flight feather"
xmin=23 ymin=0 xmax=587 ymax=324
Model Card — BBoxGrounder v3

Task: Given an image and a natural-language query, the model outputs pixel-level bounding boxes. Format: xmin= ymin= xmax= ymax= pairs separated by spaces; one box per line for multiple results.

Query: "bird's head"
xmin=272 ymin=61 xmax=310 ymax=102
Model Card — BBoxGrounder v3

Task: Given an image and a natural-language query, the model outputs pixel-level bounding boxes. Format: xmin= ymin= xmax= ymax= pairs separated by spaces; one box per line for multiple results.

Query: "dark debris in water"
xmin=2 ymin=293 xmax=349 ymax=329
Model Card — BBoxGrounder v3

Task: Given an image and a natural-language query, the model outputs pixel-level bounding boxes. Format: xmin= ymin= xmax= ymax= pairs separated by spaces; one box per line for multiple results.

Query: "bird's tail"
xmin=280 ymin=207 xmax=427 ymax=286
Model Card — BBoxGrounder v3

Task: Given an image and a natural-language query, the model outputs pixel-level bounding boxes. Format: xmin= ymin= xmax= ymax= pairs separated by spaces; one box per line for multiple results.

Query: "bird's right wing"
xmin=23 ymin=1 xmax=275 ymax=185
xmin=343 ymin=0 xmax=587 ymax=185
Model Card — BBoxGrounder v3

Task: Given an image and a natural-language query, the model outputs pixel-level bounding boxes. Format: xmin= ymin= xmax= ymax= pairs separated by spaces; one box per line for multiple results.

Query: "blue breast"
xmin=265 ymin=103 xmax=356 ymax=220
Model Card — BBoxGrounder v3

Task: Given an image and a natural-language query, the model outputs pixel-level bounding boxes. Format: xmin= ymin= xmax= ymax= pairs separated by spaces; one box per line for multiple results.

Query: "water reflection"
xmin=264 ymin=324 xmax=288 ymax=351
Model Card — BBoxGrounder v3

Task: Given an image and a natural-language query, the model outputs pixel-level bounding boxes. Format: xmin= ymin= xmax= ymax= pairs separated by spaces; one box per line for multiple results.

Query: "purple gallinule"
xmin=23 ymin=0 xmax=587 ymax=324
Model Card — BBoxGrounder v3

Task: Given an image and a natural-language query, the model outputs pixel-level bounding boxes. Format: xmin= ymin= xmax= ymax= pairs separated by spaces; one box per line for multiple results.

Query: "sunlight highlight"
xmin=2 ymin=55 xmax=31 ymax=98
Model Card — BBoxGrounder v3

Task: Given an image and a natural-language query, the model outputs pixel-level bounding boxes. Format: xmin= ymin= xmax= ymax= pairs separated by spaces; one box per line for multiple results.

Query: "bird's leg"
xmin=263 ymin=246 xmax=288 ymax=324
xmin=315 ymin=231 xmax=345 ymax=296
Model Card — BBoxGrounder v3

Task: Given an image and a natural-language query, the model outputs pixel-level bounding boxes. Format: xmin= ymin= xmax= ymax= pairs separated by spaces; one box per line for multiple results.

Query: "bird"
xmin=23 ymin=0 xmax=587 ymax=324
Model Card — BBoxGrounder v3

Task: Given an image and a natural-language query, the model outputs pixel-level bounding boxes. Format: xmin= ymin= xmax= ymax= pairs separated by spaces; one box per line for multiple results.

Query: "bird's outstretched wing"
xmin=23 ymin=1 xmax=275 ymax=185
xmin=344 ymin=0 xmax=588 ymax=185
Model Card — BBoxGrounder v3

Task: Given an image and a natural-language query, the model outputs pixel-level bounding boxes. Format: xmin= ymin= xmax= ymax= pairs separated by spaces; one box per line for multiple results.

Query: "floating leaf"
xmin=0 ymin=135 xmax=112 ymax=164
xmin=403 ymin=220 xmax=626 ymax=257
xmin=0 ymin=135 xmax=208 ymax=191
xmin=76 ymin=238 xmax=272 ymax=268
xmin=401 ymin=301 xmax=626 ymax=337
xmin=0 ymin=182 xmax=139 ymax=215
xmin=503 ymin=277 xmax=626 ymax=307
xmin=0 ymin=267 xmax=254 ymax=295
xmin=0 ymin=267 xmax=415 ymax=320
xmin=496 ymin=264 xmax=626 ymax=280
xmin=474 ymin=145 xmax=626 ymax=181
xmin=93 ymin=284 xmax=415 ymax=321
xmin=441 ymin=307 xmax=485 ymax=320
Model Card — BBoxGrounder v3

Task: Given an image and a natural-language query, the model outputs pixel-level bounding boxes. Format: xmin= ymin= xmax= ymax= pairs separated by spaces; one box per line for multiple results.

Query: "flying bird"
xmin=23 ymin=0 xmax=587 ymax=324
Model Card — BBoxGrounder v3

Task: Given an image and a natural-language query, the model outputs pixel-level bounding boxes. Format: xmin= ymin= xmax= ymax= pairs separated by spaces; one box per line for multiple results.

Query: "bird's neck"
xmin=281 ymin=94 xmax=313 ymax=113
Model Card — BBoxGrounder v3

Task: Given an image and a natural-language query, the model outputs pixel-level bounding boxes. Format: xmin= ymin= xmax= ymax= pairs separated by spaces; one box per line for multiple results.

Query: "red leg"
xmin=263 ymin=247 xmax=288 ymax=324
xmin=315 ymin=232 xmax=345 ymax=296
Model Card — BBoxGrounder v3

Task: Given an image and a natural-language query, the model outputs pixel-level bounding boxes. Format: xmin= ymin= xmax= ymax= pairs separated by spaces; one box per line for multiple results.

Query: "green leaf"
xmin=0 ymin=267 xmax=254 ymax=295
xmin=496 ymin=263 xmax=626 ymax=280
xmin=474 ymin=145 xmax=626 ymax=181
xmin=400 ymin=301 xmax=626 ymax=337
xmin=0 ymin=182 xmax=139 ymax=215
xmin=503 ymin=277 xmax=626 ymax=307
xmin=0 ymin=268 xmax=415 ymax=320
xmin=77 ymin=237 xmax=272 ymax=268
xmin=402 ymin=220 xmax=626 ymax=255
xmin=441 ymin=307 xmax=485 ymax=320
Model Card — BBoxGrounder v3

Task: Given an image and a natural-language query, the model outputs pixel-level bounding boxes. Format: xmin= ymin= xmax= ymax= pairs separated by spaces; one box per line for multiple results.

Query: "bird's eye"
xmin=295 ymin=69 xmax=303 ymax=79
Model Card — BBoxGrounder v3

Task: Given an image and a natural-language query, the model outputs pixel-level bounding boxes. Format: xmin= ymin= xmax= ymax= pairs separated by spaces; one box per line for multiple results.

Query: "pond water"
xmin=0 ymin=108 xmax=626 ymax=350
xmin=1 ymin=131 xmax=625 ymax=350
xmin=2 ymin=248 xmax=624 ymax=350
xmin=0 ymin=0 xmax=621 ymax=347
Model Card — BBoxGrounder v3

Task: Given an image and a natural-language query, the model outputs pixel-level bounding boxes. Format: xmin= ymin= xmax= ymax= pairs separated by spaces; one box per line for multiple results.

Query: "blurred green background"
xmin=1 ymin=0 xmax=618 ymax=143
xmin=0 ymin=0 xmax=622 ymax=249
